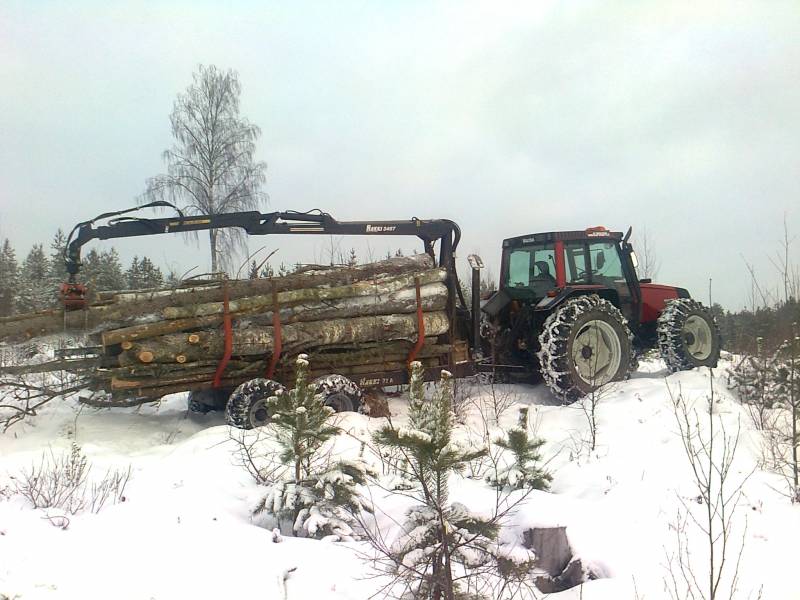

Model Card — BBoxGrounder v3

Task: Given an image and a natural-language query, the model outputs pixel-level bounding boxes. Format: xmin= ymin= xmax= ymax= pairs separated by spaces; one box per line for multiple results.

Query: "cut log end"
xmin=187 ymin=334 xmax=201 ymax=344
xmin=176 ymin=354 xmax=187 ymax=364
xmin=138 ymin=350 xmax=155 ymax=364
xmin=121 ymin=340 xmax=133 ymax=350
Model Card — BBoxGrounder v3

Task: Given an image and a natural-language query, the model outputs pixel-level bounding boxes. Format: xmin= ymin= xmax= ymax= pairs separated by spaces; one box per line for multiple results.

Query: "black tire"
xmin=657 ymin=299 xmax=720 ymax=372
xmin=224 ymin=378 xmax=287 ymax=429
xmin=188 ymin=387 xmax=233 ymax=414
xmin=537 ymin=295 xmax=634 ymax=402
xmin=311 ymin=374 xmax=362 ymax=413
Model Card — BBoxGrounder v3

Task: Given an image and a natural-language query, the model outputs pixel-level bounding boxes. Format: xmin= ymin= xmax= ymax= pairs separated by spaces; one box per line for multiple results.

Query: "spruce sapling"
xmin=253 ymin=355 xmax=371 ymax=540
xmin=373 ymin=363 xmax=529 ymax=599
xmin=487 ymin=407 xmax=551 ymax=491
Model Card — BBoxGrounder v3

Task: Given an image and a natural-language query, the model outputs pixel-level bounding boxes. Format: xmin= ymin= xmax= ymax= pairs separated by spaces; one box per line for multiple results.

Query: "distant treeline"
xmin=0 ymin=231 xmax=166 ymax=316
xmin=712 ymin=299 xmax=799 ymax=355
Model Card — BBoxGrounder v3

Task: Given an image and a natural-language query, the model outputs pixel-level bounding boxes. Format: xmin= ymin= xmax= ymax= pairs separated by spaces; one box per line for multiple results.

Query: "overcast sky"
xmin=1 ymin=0 xmax=798 ymax=309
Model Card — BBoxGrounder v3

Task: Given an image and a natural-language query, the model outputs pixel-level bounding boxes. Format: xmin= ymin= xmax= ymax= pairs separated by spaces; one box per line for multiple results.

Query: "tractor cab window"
xmin=506 ymin=243 xmax=556 ymax=289
xmin=564 ymin=242 xmax=588 ymax=283
xmin=588 ymin=242 xmax=624 ymax=284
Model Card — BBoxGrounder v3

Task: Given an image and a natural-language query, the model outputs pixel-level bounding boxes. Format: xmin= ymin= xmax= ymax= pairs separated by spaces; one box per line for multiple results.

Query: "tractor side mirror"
xmin=623 ymin=226 xmax=632 ymax=243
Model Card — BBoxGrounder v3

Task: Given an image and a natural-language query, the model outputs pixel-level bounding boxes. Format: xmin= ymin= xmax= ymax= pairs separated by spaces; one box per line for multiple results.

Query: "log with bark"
xmin=100 ymin=279 xmax=446 ymax=346
xmin=118 ymin=311 xmax=449 ymax=366
xmin=103 ymin=341 xmax=451 ymax=390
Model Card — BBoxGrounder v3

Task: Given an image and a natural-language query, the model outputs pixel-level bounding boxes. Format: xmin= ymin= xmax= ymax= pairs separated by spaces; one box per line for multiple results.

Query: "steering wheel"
xmin=572 ymin=269 xmax=588 ymax=283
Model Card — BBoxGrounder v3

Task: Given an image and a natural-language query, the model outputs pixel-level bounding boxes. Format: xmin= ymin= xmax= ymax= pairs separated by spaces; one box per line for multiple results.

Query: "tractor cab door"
xmin=587 ymin=241 xmax=641 ymax=326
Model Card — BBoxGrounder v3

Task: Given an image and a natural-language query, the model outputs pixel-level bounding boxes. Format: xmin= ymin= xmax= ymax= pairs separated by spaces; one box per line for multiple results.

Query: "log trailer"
xmin=35 ymin=203 xmax=719 ymax=428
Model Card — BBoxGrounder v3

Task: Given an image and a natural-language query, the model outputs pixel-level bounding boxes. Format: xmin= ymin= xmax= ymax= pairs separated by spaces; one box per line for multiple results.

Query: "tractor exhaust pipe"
xmin=467 ymin=254 xmax=484 ymax=358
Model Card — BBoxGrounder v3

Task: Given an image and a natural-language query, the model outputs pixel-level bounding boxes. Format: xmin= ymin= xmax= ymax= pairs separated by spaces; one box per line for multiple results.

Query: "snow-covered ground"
xmin=1 ymin=357 xmax=797 ymax=599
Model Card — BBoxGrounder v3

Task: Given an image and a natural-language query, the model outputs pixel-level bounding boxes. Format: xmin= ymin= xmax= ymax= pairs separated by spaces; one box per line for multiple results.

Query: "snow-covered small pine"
xmin=772 ymin=330 xmax=799 ymax=409
xmin=373 ymin=368 xmax=516 ymax=597
xmin=728 ymin=337 xmax=779 ymax=409
xmin=487 ymin=407 xmax=552 ymax=491
xmin=252 ymin=356 xmax=372 ymax=541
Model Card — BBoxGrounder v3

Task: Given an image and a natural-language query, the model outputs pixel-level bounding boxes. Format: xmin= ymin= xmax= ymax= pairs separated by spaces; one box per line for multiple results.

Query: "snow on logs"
xmin=0 ymin=254 xmax=454 ymax=399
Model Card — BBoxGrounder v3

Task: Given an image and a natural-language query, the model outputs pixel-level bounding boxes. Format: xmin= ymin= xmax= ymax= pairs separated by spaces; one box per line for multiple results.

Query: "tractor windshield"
xmin=505 ymin=243 xmax=557 ymax=295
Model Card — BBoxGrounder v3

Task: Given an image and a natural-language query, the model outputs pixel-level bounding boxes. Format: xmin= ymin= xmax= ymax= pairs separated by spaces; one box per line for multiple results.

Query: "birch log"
xmin=100 ymin=282 xmax=447 ymax=346
xmin=119 ymin=311 xmax=449 ymax=366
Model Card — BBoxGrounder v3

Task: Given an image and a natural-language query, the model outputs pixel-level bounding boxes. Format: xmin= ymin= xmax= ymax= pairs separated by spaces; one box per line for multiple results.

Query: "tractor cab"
xmin=481 ymin=225 xmax=706 ymax=390
xmin=501 ymin=227 xmax=631 ymax=291
xmin=486 ymin=226 xmax=642 ymax=324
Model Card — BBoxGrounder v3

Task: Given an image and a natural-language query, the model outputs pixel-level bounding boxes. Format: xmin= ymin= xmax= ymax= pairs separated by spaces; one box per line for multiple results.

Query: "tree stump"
xmin=523 ymin=526 xmax=600 ymax=593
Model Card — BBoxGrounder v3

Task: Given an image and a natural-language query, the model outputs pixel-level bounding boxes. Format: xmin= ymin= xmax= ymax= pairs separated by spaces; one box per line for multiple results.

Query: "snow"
xmin=1 ymin=357 xmax=798 ymax=599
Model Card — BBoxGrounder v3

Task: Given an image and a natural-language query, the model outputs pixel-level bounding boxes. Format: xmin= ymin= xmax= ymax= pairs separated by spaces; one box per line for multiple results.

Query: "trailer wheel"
xmin=225 ymin=378 xmax=287 ymax=429
xmin=312 ymin=375 xmax=362 ymax=413
xmin=537 ymin=294 xmax=634 ymax=402
xmin=657 ymin=299 xmax=720 ymax=372
xmin=188 ymin=387 xmax=233 ymax=414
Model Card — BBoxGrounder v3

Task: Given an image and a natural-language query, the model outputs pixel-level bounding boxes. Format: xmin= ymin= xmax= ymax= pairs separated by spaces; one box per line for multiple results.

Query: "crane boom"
xmin=65 ymin=205 xmax=461 ymax=277
xmin=61 ymin=203 xmax=465 ymax=312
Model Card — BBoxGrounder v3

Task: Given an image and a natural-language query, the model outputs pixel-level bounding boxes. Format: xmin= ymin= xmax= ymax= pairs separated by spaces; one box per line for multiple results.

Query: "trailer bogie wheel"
xmin=225 ymin=378 xmax=287 ymax=429
xmin=188 ymin=387 xmax=233 ymax=414
xmin=537 ymin=295 xmax=634 ymax=402
xmin=312 ymin=374 xmax=362 ymax=413
xmin=657 ymin=299 xmax=720 ymax=372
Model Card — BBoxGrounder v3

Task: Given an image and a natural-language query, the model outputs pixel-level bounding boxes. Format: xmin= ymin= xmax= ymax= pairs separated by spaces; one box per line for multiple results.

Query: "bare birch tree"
xmin=143 ymin=64 xmax=267 ymax=273
xmin=637 ymin=225 xmax=661 ymax=280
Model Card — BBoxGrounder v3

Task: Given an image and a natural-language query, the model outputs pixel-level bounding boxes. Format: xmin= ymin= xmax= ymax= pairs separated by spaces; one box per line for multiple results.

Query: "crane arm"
xmin=64 ymin=205 xmax=461 ymax=278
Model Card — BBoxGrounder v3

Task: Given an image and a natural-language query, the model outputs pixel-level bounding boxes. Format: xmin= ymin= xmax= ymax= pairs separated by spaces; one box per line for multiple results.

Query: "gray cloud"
xmin=1 ymin=0 xmax=798 ymax=308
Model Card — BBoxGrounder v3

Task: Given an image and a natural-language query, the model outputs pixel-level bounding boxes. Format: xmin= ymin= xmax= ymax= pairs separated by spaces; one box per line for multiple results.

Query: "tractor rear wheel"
xmin=657 ymin=299 xmax=720 ymax=372
xmin=224 ymin=378 xmax=287 ymax=429
xmin=311 ymin=374 xmax=362 ymax=413
xmin=537 ymin=295 xmax=634 ymax=402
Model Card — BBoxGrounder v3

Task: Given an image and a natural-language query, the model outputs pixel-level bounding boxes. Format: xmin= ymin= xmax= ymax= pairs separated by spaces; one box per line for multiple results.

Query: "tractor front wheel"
xmin=657 ymin=299 xmax=720 ymax=372
xmin=537 ymin=295 xmax=634 ymax=402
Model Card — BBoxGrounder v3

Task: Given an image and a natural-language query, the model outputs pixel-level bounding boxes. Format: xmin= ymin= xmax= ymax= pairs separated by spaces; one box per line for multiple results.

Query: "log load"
xmin=0 ymin=254 xmax=437 ymax=340
xmin=0 ymin=254 xmax=456 ymax=402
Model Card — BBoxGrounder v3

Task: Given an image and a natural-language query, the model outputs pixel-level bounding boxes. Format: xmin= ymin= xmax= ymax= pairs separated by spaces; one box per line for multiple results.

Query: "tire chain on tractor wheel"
xmin=537 ymin=294 xmax=635 ymax=402
xmin=224 ymin=378 xmax=287 ymax=429
xmin=657 ymin=298 xmax=720 ymax=373
xmin=312 ymin=374 xmax=363 ymax=413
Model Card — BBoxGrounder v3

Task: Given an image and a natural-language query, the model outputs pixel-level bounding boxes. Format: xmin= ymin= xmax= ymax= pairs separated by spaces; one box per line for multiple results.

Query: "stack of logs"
xmin=0 ymin=254 xmax=453 ymax=399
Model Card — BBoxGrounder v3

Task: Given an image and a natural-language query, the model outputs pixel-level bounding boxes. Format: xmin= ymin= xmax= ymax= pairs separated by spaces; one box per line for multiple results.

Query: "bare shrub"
xmin=664 ymin=375 xmax=756 ymax=600
xmin=462 ymin=379 xmax=522 ymax=479
xmin=13 ymin=443 xmax=130 ymax=515
xmin=0 ymin=374 xmax=87 ymax=431
xmin=564 ymin=383 xmax=616 ymax=464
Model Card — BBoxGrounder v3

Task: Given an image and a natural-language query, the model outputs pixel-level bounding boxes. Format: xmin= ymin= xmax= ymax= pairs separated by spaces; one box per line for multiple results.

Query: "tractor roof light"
xmin=585 ymin=226 xmax=610 ymax=237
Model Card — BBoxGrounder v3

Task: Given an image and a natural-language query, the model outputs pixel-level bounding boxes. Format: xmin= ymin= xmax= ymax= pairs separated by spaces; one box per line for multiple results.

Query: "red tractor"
xmin=481 ymin=226 xmax=720 ymax=400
